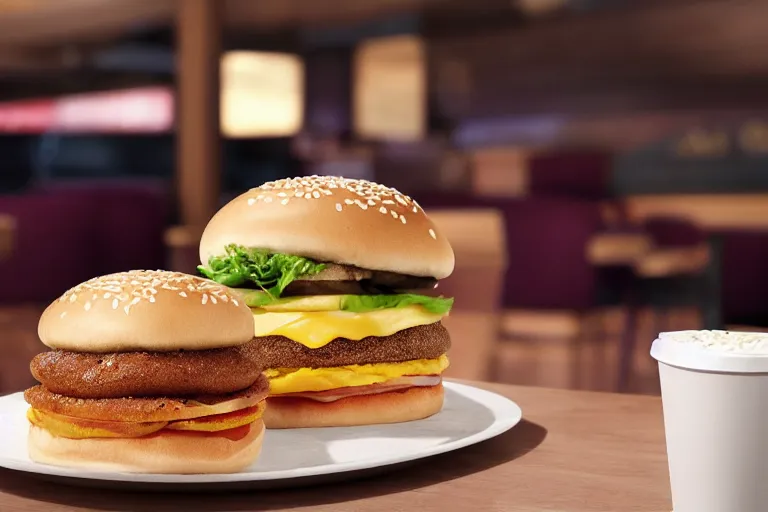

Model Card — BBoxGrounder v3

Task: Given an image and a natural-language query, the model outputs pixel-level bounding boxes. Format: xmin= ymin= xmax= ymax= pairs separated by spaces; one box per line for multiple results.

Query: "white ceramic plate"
xmin=0 ymin=381 xmax=522 ymax=490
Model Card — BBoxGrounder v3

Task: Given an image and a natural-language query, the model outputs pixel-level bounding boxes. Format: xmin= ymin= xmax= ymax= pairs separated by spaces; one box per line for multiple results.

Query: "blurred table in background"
xmin=0 ymin=214 xmax=15 ymax=262
xmin=587 ymin=231 xmax=651 ymax=266
xmin=622 ymin=194 xmax=768 ymax=230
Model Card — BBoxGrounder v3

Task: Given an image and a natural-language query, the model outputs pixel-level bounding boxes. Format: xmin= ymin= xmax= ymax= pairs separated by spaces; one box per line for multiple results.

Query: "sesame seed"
xmin=335 ymin=203 xmax=343 ymax=212
xmin=248 ymin=176 xmax=424 ymax=222
xmin=247 ymin=198 xmax=256 ymax=206
xmin=429 ymin=228 xmax=437 ymax=239
xmin=281 ymin=198 xmax=289 ymax=205
xmin=54 ymin=270 xmax=244 ymax=315
xmin=232 ymin=299 xmax=239 ymax=306
xmin=400 ymin=215 xmax=407 ymax=224
xmin=60 ymin=312 xmax=67 ymax=318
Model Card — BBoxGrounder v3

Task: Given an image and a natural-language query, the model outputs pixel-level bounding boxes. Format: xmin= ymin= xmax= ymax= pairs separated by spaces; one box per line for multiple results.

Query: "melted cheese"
xmin=252 ymin=305 xmax=445 ymax=348
xmin=264 ymin=355 xmax=450 ymax=395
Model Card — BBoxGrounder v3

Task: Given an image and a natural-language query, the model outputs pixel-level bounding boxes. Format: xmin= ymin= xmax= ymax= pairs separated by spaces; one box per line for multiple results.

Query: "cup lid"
xmin=651 ymin=330 xmax=768 ymax=373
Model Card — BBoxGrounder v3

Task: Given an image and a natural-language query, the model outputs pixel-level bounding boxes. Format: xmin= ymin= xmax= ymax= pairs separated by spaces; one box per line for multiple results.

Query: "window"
xmin=354 ymin=35 xmax=425 ymax=141
xmin=220 ymin=51 xmax=304 ymax=138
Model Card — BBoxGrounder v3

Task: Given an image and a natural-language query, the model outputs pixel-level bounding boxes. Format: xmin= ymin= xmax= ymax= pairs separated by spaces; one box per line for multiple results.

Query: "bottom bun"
xmin=28 ymin=420 xmax=264 ymax=474
xmin=264 ymin=384 xmax=444 ymax=429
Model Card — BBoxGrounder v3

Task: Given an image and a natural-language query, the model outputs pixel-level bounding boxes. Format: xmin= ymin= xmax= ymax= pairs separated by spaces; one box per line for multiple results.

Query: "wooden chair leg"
xmin=617 ymin=306 xmax=638 ymax=393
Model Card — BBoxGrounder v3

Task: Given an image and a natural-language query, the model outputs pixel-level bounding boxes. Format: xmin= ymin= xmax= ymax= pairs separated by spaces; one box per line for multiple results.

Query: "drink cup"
xmin=651 ymin=330 xmax=768 ymax=512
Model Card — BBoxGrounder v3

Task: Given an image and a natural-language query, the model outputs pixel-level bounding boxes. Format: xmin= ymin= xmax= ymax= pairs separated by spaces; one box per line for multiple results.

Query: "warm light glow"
xmin=354 ymin=35 xmax=425 ymax=141
xmin=220 ymin=51 xmax=304 ymax=137
xmin=0 ymin=87 xmax=173 ymax=133
xmin=0 ymin=0 xmax=53 ymax=14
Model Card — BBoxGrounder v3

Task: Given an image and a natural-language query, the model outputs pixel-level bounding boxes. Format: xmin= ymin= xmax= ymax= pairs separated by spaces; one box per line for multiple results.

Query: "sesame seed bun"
xmin=38 ymin=270 xmax=255 ymax=353
xmin=263 ymin=384 xmax=444 ymax=429
xmin=27 ymin=420 xmax=264 ymax=474
xmin=199 ymin=176 xmax=455 ymax=279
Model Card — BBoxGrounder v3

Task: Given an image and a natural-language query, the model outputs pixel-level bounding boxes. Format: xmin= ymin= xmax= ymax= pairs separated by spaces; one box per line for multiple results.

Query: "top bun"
xmin=38 ymin=270 xmax=255 ymax=353
xmin=199 ymin=176 xmax=455 ymax=279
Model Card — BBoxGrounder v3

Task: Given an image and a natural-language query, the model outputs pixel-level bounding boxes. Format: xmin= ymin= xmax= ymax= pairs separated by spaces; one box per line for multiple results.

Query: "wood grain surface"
xmin=0 ymin=382 xmax=672 ymax=512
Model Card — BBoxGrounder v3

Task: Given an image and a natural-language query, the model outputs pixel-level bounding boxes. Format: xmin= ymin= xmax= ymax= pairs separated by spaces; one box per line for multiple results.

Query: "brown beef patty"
xmin=254 ymin=322 xmax=450 ymax=369
xmin=30 ymin=340 xmax=263 ymax=399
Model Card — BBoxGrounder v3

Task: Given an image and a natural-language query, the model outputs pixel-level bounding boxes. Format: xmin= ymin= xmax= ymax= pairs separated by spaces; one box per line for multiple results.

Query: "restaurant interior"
xmin=1 ymin=0 xmax=767 ymax=398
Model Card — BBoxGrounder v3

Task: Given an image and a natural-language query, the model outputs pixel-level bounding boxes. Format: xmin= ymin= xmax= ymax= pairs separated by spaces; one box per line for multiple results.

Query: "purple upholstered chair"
xmin=495 ymin=198 xmax=605 ymax=389
xmin=0 ymin=193 xmax=99 ymax=304
xmin=720 ymin=231 xmax=768 ymax=328
xmin=528 ymin=150 xmax=613 ymax=201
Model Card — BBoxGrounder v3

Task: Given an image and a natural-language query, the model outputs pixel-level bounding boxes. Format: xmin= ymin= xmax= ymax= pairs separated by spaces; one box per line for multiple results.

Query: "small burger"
xmin=198 ymin=176 xmax=454 ymax=429
xmin=24 ymin=270 xmax=268 ymax=473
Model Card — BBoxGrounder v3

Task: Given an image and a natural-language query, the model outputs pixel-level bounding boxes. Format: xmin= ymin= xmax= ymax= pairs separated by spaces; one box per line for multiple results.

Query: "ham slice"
xmin=274 ymin=375 xmax=442 ymax=403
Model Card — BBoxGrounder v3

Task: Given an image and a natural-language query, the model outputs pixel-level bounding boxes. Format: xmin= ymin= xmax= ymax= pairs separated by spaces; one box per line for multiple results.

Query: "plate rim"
xmin=0 ymin=381 xmax=522 ymax=484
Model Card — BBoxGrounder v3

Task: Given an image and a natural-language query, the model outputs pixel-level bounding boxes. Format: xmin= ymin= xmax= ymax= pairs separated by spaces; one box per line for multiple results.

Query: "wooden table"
xmin=0 ymin=382 xmax=672 ymax=512
xmin=622 ymin=194 xmax=768 ymax=231
xmin=587 ymin=231 xmax=653 ymax=266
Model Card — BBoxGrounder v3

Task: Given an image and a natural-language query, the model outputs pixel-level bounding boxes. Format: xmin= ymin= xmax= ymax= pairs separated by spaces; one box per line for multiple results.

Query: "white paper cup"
xmin=651 ymin=330 xmax=768 ymax=512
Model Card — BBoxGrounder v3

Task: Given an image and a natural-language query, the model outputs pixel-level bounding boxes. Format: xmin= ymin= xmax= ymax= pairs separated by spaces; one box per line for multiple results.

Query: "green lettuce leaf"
xmin=239 ymin=290 xmax=453 ymax=315
xmin=339 ymin=294 xmax=453 ymax=314
xmin=198 ymin=244 xmax=326 ymax=297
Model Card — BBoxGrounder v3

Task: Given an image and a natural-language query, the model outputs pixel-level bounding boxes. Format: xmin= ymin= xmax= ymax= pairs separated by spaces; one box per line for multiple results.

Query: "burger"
xmin=198 ymin=176 xmax=455 ymax=429
xmin=24 ymin=270 xmax=268 ymax=473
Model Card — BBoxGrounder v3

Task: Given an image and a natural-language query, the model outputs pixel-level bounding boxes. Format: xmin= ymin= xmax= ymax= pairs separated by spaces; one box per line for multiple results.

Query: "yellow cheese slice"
xmin=252 ymin=305 xmax=445 ymax=348
xmin=264 ymin=355 xmax=450 ymax=395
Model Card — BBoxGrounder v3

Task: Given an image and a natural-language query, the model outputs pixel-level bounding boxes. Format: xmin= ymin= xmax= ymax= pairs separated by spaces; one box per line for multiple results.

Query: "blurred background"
xmin=1 ymin=0 xmax=767 ymax=396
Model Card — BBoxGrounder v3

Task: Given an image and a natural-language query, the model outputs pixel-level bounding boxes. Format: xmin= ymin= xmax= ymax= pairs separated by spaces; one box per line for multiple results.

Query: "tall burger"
xmin=24 ymin=270 xmax=268 ymax=473
xmin=198 ymin=176 xmax=454 ymax=429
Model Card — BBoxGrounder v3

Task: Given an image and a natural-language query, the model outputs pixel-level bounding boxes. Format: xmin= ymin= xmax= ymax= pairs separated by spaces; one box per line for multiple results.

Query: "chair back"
xmin=428 ymin=208 xmax=507 ymax=381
